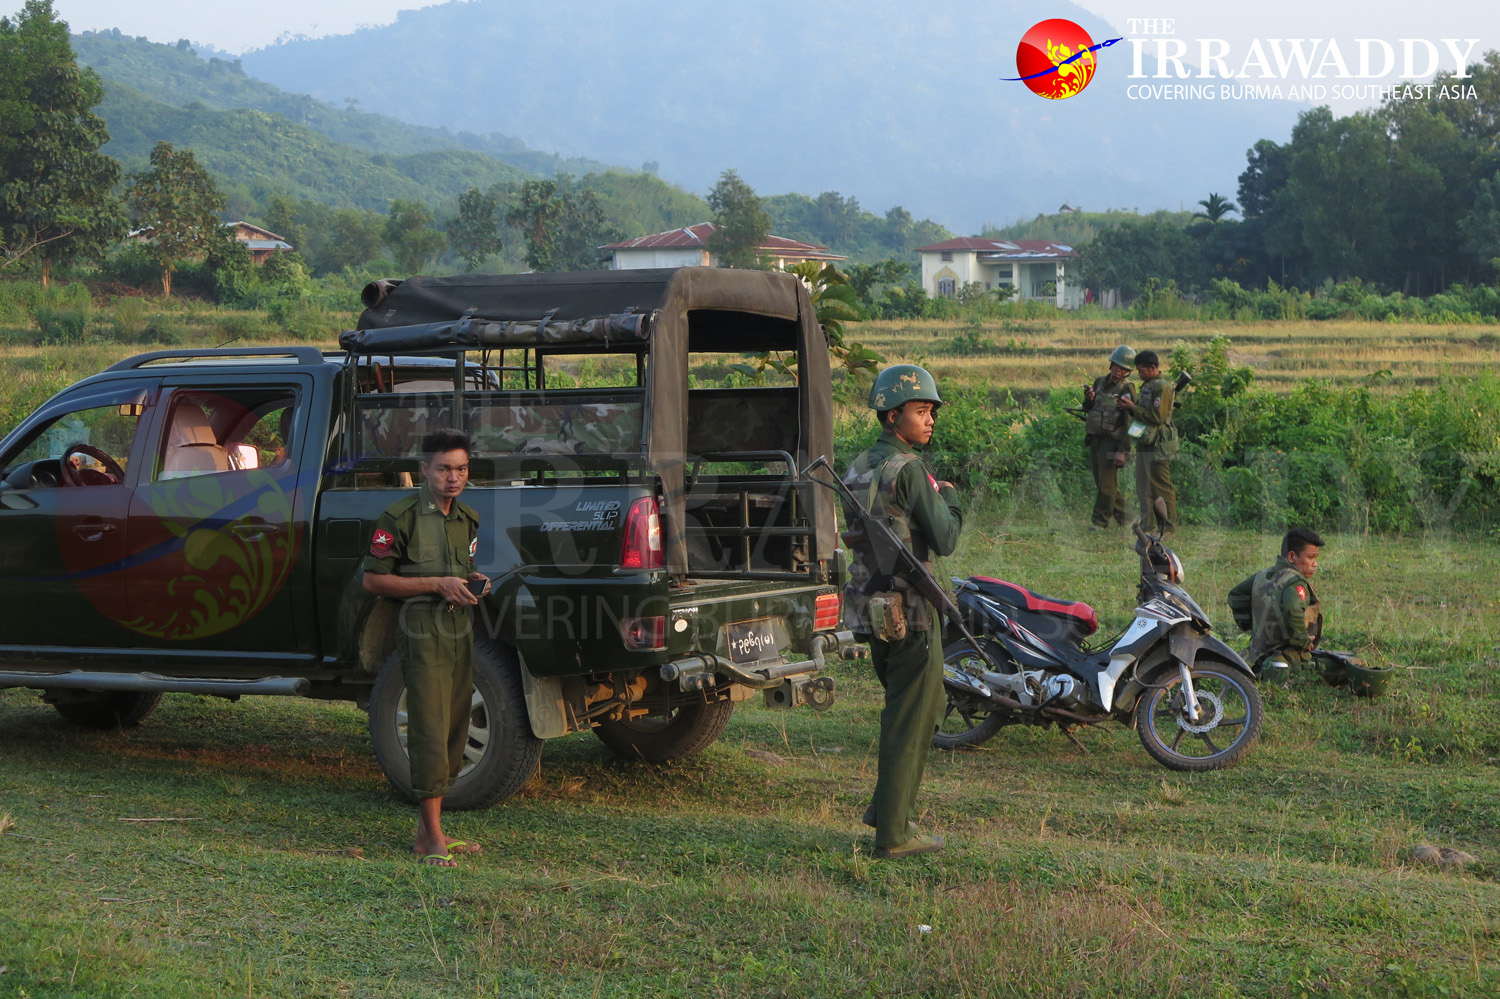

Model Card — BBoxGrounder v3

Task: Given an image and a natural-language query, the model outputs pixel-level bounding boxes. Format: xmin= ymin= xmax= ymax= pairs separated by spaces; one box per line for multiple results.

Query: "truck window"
xmin=1 ymin=400 xmax=143 ymax=488
xmin=155 ymin=389 xmax=300 ymax=480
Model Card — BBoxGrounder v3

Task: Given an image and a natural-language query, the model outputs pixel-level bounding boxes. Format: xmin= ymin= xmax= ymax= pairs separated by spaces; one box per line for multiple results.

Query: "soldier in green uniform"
xmin=1227 ymin=528 xmax=1323 ymax=682
xmin=841 ymin=364 xmax=964 ymax=859
xmin=362 ymin=429 xmax=490 ymax=867
xmin=1119 ymin=350 xmax=1178 ymax=535
xmin=1081 ymin=345 xmax=1136 ymax=529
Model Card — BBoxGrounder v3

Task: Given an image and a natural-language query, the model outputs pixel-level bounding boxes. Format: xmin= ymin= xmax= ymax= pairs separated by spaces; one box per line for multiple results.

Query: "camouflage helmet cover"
xmin=868 ymin=364 xmax=943 ymax=412
xmin=1109 ymin=344 xmax=1137 ymax=368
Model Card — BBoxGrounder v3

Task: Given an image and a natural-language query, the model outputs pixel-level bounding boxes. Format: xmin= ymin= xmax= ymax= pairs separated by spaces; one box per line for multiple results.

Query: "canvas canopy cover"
xmin=341 ymin=267 xmax=835 ymax=577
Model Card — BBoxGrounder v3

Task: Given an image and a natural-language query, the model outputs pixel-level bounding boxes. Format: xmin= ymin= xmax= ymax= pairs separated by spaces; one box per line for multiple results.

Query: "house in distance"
xmin=918 ymin=237 xmax=1082 ymax=309
xmin=603 ymin=223 xmax=845 ymax=271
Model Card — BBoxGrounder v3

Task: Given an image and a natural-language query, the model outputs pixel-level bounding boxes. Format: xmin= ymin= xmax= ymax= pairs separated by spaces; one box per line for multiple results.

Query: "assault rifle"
xmin=802 ymin=455 xmax=998 ymax=669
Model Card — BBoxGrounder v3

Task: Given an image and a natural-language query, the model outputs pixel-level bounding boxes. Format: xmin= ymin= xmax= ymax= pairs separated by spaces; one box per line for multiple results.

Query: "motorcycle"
xmin=935 ymin=524 xmax=1263 ymax=771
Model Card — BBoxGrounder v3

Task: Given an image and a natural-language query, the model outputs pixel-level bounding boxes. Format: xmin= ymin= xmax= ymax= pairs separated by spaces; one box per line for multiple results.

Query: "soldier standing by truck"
xmin=1081 ymin=345 xmax=1136 ymax=529
xmin=841 ymin=364 xmax=964 ymax=859
xmin=1118 ymin=350 xmax=1178 ymax=536
xmin=362 ymin=428 xmax=491 ymax=866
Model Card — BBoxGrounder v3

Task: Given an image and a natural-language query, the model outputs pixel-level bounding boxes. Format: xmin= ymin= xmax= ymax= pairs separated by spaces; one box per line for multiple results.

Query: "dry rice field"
xmin=856 ymin=317 xmax=1500 ymax=399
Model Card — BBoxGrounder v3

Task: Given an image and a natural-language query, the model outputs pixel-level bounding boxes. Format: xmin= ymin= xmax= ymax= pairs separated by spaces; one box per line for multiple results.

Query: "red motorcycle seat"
xmin=970 ymin=577 xmax=1099 ymax=635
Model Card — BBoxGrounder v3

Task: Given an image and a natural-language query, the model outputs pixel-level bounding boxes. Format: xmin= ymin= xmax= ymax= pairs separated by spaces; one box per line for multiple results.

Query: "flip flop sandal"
xmin=446 ymin=840 xmax=482 ymax=855
xmin=421 ymin=853 xmax=457 ymax=866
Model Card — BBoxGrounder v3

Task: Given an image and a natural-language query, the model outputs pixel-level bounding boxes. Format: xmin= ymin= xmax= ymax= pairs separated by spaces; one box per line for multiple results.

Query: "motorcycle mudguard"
xmin=1168 ymin=631 xmax=1254 ymax=678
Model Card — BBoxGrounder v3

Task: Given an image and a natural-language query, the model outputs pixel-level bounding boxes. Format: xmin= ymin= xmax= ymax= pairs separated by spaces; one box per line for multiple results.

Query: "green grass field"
xmin=3 ymin=520 xmax=1497 ymax=998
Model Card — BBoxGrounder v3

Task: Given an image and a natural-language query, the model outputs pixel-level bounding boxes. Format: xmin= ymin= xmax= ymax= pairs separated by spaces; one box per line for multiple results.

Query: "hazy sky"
xmin=46 ymin=0 xmax=1500 ymax=112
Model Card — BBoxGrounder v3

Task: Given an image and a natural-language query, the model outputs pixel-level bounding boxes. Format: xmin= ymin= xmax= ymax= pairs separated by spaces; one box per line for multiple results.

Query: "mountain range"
xmin=236 ymin=0 xmax=1309 ymax=231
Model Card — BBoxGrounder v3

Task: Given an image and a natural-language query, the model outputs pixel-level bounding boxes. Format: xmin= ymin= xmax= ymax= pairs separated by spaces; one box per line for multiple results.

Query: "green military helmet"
xmin=1315 ymin=650 xmax=1394 ymax=698
xmin=868 ymin=364 xmax=943 ymax=412
xmin=1109 ymin=345 xmax=1137 ymax=368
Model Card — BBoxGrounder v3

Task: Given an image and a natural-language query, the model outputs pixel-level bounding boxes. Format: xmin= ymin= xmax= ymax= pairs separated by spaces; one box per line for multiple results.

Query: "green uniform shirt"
xmin=1083 ymin=373 xmax=1135 ymax=442
xmin=1132 ymin=375 xmax=1175 ymax=446
xmin=363 ymin=482 xmax=480 ymax=588
xmin=841 ymin=429 xmax=963 ymax=636
xmin=1228 ymin=555 xmax=1321 ymax=663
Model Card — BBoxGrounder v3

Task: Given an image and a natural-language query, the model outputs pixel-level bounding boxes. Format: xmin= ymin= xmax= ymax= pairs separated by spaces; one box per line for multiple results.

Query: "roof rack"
xmin=105 ymin=346 xmax=329 ymax=372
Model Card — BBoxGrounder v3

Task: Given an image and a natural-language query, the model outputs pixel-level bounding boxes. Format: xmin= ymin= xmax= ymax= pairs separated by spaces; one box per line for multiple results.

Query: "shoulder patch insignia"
xmin=1153 ymin=396 xmax=1162 ymax=408
xmin=370 ymin=528 xmax=394 ymax=558
xmin=927 ymin=473 xmax=940 ymax=492
xmin=1296 ymin=584 xmax=1307 ymax=601
xmin=469 ymin=537 xmax=479 ymax=559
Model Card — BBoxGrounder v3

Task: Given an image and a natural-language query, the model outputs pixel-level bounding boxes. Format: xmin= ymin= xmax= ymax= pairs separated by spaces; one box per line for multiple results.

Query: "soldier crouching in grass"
xmin=1227 ymin=528 xmax=1323 ymax=684
xmin=362 ymin=429 xmax=490 ymax=867
xmin=841 ymin=364 xmax=963 ymax=859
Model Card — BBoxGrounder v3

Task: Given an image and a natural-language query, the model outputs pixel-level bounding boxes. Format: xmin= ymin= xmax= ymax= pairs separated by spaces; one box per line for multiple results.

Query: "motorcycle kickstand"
xmin=1061 ymin=724 xmax=1090 ymax=754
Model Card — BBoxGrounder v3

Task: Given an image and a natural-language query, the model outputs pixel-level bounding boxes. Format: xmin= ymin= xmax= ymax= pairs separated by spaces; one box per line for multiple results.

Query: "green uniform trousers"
xmin=397 ymin=599 xmax=475 ymax=800
xmin=1087 ymin=436 xmax=1128 ymax=527
xmin=1135 ymin=448 xmax=1178 ymax=533
xmin=870 ymin=602 xmax=946 ymax=849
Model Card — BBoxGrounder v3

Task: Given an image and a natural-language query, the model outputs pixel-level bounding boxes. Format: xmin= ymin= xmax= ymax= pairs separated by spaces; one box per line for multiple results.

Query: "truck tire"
xmin=593 ymin=698 xmax=735 ymax=763
xmin=367 ymin=638 xmax=542 ymax=810
xmin=51 ymin=691 xmax=163 ymax=729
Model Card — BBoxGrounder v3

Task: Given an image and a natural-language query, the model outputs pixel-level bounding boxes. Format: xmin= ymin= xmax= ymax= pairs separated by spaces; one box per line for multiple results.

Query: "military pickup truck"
xmin=0 ymin=267 xmax=852 ymax=807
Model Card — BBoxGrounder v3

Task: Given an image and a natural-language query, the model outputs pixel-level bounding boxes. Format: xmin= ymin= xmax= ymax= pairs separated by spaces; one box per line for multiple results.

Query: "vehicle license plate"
xmin=726 ymin=619 xmax=777 ymax=664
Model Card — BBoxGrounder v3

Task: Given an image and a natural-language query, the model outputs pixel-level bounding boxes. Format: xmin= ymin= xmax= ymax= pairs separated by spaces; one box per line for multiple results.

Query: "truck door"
xmin=122 ymin=377 xmax=316 ymax=654
xmin=0 ymin=383 xmax=154 ymax=653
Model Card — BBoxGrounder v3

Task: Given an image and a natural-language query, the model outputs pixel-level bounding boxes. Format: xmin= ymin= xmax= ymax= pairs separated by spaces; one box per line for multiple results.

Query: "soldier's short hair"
xmin=421 ymin=428 xmax=471 ymax=461
xmin=1282 ymin=527 xmax=1324 ymax=556
xmin=1135 ymin=350 xmax=1160 ymax=367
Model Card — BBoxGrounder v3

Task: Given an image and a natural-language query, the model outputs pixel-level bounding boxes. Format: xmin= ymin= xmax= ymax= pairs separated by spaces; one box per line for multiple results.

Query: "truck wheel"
xmin=51 ymin=691 xmax=163 ymax=729
xmin=593 ymin=698 xmax=734 ymax=763
xmin=367 ymin=638 xmax=542 ymax=810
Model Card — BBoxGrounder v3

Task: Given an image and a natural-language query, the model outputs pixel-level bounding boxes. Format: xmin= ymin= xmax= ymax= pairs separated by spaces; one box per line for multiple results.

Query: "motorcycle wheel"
xmin=933 ymin=639 xmax=1012 ymax=750
xmin=1135 ymin=658 xmax=1263 ymax=771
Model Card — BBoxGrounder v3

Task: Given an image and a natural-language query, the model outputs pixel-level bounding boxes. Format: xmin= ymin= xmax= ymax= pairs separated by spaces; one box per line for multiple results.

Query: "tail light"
xmin=621 ymin=616 xmax=666 ymax=650
xmin=619 ymin=496 xmax=663 ymax=570
xmin=813 ymin=592 xmax=841 ymax=631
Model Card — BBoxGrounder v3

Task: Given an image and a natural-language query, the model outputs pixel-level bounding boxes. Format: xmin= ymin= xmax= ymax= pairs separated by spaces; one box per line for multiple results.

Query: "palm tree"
xmin=1194 ymin=193 xmax=1238 ymax=223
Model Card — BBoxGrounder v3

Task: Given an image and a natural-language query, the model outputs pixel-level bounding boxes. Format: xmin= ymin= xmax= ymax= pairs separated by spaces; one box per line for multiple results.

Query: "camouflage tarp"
xmin=347 ymin=268 xmax=833 ymax=577
xmin=338 ymin=314 xmax=649 ymax=354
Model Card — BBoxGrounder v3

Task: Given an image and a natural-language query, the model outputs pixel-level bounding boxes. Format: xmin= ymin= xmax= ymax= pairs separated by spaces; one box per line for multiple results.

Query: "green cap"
xmin=1109 ymin=345 xmax=1137 ymax=368
xmin=868 ymin=364 xmax=943 ymax=412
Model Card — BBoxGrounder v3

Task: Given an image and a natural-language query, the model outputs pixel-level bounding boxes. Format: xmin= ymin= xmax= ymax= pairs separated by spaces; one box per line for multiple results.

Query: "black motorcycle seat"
xmin=969 ymin=577 xmax=1099 ymax=635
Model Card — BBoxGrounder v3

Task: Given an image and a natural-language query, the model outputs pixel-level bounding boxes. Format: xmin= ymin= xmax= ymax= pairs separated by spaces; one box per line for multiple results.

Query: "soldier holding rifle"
xmin=1081 ymin=345 xmax=1137 ymax=529
xmin=839 ymin=364 xmax=964 ymax=859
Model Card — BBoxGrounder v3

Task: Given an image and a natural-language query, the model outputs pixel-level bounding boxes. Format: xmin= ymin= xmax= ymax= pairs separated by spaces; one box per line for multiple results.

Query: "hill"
xmin=73 ymin=30 xmax=615 ymax=178
xmin=237 ymin=0 xmax=1307 ymax=232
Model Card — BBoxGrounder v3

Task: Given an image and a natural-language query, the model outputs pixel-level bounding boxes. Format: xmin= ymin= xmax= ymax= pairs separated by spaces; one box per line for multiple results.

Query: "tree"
xmin=447 ymin=187 xmax=502 ymax=271
xmin=1193 ymin=193 xmax=1238 ymax=223
xmin=382 ymin=198 xmax=445 ymax=274
xmin=1282 ymin=108 xmax=1393 ymax=284
xmin=503 ymin=178 xmax=616 ymax=272
xmin=125 ymin=141 xmax=226 ymax=297
xmin=0 ymin=0 xmax=124 ymax=283
xmin=1459 ymin=170 xmax=1500 ymax=274
xmin=505 ymin=180 xmax=563 ymax=271
xmin=706 ymin=169 xmax=771 ymax=268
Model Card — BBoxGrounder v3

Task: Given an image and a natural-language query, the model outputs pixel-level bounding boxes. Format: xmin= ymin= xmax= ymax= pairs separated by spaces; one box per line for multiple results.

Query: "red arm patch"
xmin=370 ymin=528 xmax=394 ymax=558
xmin=1296 ymin=584 xmax=1307 ymax=601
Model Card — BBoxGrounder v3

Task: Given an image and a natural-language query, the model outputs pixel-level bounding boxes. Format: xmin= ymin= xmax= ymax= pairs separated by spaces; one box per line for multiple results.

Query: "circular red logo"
xmin=1016 ymin=19 xmax=1098 ymax=99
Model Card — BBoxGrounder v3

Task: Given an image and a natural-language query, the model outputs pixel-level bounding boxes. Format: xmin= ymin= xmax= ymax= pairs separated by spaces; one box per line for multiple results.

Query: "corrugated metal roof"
xmin=602 ymin=222 xmax=844 ymax=258
xmin=918 ymin=237 xmax=1078 ymax=258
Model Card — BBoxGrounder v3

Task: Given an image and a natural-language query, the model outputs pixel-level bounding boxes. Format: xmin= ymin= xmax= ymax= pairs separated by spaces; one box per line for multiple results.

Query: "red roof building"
xmin=918 ymin=237 xmax=1082 ymax=309
xmin=602 ymin=223 xmax=844 ymax=271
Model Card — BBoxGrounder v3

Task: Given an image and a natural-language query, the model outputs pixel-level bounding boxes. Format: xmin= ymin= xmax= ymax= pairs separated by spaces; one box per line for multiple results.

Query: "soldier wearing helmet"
xmin=840 ymin=364 xmax=963 ymax=859
xmin=1081 ymin=345 xmax=1136 ymax=529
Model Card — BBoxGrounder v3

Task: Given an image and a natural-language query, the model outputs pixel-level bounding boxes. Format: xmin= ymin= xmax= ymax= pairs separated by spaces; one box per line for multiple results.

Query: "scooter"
xmin=935 ymin=524 xmax=1263 ymax=771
